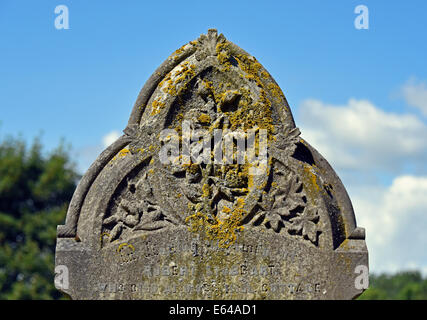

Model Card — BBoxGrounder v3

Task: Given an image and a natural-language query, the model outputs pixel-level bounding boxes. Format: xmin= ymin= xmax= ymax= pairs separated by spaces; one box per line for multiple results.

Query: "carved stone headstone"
xmin=55 ymin=29 xmax=368 ymax=299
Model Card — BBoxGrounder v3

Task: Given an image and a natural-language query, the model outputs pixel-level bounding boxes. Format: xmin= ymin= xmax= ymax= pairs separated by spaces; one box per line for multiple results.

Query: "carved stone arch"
xmin=57 ymin=29 xmax=362 ymax=251
xmin=56 ymin=29 xmax=368 ymax=300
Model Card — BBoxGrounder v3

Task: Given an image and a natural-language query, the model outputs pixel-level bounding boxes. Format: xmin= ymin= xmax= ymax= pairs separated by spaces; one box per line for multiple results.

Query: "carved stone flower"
xmin=288 ymin=207 xmax=320 ymax=244
xmin=133 ymin=202 xmax=168 ymax=231
xmin=264 ymin=211 xmax=284 ymax=232
xmin=252 ymin=173 xmax=306 ymax=233
xmin=103 ymin=199 xmax=142 ymax=242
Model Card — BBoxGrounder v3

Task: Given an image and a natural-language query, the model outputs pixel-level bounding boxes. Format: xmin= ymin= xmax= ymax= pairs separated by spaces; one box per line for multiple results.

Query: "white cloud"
xmin=74 ymin=144 xmax=103 ymax=174
xmin=298 ymin=98 xmax=427 ymax=173
xmin=402 ymin=78 xmax=427 ymax=116
xmin=297 ymin=97 xmax=427 ymax=275
xmin=352 ymin=175 xmax=427 ymax=275
xmin=102 ymin=130 xmax=121 ymax=148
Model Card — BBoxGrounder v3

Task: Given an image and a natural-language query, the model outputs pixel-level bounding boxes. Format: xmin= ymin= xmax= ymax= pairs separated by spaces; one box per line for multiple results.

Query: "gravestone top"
xmin=55 ymin=29 xmax=368 ymax=299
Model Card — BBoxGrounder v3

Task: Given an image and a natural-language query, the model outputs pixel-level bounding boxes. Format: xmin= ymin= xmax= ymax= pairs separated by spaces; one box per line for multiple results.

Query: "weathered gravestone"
xmin=55 ymin=29 xmax=368 ymax=299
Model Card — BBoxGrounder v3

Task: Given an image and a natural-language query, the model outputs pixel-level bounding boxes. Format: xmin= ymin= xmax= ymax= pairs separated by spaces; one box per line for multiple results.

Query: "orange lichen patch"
xmin=185 ymin=197 xmax=246 ymax=248
xmin=216 ymin=54 xmax=274 ymax=138
xmin=267 ymin=82 xmax=286 ymax=105
xmin=157 ymin=71 xmax=171 ymax=89
xmin=160 ymin=61 xmax=197 ymax=98
xmin=300 ymin=164 xmax=321 ymax=206
xmin=235 ymin=54 xmax=263 ymax=87
xmin=220 ymin=164 xmax=248 ymax=188
xmin=304 ymin=165 xmax=320 ymax=192
xmin=171 ymin=44 xmax=188 ymax=61
xmin=150 ymin=98 xmax=165 ymax=116
xmin=237 ymin=53 xmax=287 ymax=113
xmin=215 ymin=41 xmax=231 ymax=71
xmin=198 ymin=113 xmax=211 ymax=124
xmin=202 ymin=79 xmax=215 ymax=93
xmin=261 ymin=70 xmax=270 ymax=79
xmin=117 ymin=148 xmax=130 ymax=158
xmin=222 ymin=206 xmax=231 ymax=214
xmin=109 ymin=148 xmax=132 ymax=164
xmin=202 ymin=183 xmax=211 ymax=198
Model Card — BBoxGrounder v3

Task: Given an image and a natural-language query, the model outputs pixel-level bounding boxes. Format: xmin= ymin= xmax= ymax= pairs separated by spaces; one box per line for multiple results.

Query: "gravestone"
xmin=55 ymin=29 xmax=368 ymax=299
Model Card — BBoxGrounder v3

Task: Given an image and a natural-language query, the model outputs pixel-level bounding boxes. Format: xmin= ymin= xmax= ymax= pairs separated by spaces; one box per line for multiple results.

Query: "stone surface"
xmin=55 ymin=29 xmax=368 ymax=299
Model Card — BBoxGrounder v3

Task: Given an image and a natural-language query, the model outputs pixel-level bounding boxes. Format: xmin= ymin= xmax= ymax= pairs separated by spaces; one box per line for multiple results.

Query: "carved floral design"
xmin=248 ymin=164 xmax=322 ymax=246
xmin=195 ymin=29 xmax=227 ymax=61
xmin=100 ymin=34 xmax=323 ymax=247
xmin=287 ymin=207 xmax=320 ymax=243
xmin=102 ymin=172 xmax=177 ymax=242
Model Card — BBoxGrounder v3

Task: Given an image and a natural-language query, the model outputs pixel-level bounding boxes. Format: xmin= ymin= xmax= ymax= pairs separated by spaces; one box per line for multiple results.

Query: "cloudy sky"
xmin=1 ymin=1 xmax=426 ymax=275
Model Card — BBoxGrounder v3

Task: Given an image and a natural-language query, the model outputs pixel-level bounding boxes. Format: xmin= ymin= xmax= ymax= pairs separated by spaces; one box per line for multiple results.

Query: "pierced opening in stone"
xmin=292 ymin=142 xmax=315 ymax=165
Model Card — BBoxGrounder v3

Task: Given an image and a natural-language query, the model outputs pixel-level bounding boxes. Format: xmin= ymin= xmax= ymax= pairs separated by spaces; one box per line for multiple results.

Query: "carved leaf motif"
xmin=109 ymin=222 xmax=123 ymax=242
xmin=275 ymin=127 xmax=301 ymax=155
xmin=134 ymin=204 xmax=168 ymax=231
xmin=272 ymin=189 xmax=305 ymax=215
xmin=264 ymin=212 xmax=284 ymax=232
xmin=195 ymin=29 xmax=226 ymax=60
xmin=288 ymin=208 xmax=320 ymax=244
xmin=253 ymin=170 xmax=306 ymax=232
xmin=102 ymin=174 xmax=177 ymax=243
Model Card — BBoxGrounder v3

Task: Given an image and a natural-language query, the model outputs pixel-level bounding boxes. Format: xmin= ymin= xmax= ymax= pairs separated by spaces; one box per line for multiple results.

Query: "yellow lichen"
xmin=222 ymin=206 xmax=231 ymax=214
xmin=304 ymin=165 xmax=320 ymax=192
xmin=202 ymin=183 xmax=211 ymax=198
xmin=150 ymin=98 xmax=165 ymax=116
xmin=261 ymin=70 xmax=270 ymax=79
xmin=198 ymin=113 xmax=211 ymax=124
xmin=110 ymin=148 xmax=130 ymax=162
xmin=109 ymin=148 xmax=141 ymax=165
xmin=300 ymin=164 xmax=321 ymax=207
xmin=215 ymin=41 xmax=231 ymax=71
xmin=267 ymin=82 xmax=285 ymax=104
xmin=185 ymin=197 xmax=246 ymax=248
xmin=171 ymin=44 xmax=186 ymax=61
xmin=160 ymin=61 xmax=197 ymax=99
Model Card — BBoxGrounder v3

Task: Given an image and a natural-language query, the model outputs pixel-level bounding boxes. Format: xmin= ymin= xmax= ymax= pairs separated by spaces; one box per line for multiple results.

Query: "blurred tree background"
xmin=0 ymin=135 xmax=78 ymax=299
xmin=359 ymin=271 xmax=427 ymax=300
xmin=0 ymin=134 xmax=426 ymax=299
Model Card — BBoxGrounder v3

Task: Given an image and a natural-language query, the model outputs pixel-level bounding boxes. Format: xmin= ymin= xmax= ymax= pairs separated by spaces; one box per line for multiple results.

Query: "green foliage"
xmin=358 ymin=271 xmax=427 ymax=300
xmin=0 ymin=135 xmax=79 ymax=299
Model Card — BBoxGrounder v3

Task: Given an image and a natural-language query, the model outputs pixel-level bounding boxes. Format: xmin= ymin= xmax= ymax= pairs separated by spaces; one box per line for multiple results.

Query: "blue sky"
xmin=1 ymin=1 xmax=427 ymax=275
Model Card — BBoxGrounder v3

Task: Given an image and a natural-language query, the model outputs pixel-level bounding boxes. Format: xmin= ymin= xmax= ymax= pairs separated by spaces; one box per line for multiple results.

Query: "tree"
xmin=359 ymin=271 xmax=427 ymax=300
xmin=0 ymin=135 xmax=79 ymax=299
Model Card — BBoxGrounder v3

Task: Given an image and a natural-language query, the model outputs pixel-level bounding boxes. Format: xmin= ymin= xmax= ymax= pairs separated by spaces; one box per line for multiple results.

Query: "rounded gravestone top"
xmin=55 ymin=29 xmax=368 ymax=300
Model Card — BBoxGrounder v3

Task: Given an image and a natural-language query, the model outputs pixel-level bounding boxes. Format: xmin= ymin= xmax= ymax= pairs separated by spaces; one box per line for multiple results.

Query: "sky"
xmin=1 ymin=0 xmax=427 ymax=275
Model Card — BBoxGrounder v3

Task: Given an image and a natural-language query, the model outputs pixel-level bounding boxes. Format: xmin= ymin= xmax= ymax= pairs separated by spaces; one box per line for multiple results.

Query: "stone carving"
xmin=249 ymin=162 xmax=321 ymax=245
xmin=102 ymin=172 xmax=178 ymax=243
xmin=55 ymin=29 xmax=368 ymax=300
